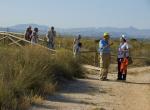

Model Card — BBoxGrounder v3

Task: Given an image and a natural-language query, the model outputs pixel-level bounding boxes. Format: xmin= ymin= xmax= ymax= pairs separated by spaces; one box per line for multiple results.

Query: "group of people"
xmin=25 ymin=26 xmax=130 ymax=81
xmin=72 ymin=32 xmax=130 ymax=81
xmin=24 ymin=26 xmax=56 ymax=48
xmin=24 ymin=26 xmax=39 ymax=44
xmin=99 ymin=32 xmax=130 ymax=81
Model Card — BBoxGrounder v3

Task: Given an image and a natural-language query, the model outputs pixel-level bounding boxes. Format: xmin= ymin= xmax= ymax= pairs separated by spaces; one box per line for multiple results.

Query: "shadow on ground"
xmin=106 ymin=79 xmax=150 ymax=85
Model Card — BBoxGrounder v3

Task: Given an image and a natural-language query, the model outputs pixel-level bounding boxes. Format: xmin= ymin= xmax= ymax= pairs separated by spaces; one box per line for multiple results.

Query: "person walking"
xmin=73 ymin=34 xmax=82 ymax=56
xmin=24 ymin=26 xmax=32 ymax=41
xmin=99 ymin=32 xmax=113 ymax=81
xmin=31 ymin=28 xmax=39 ymax=44
xmin=117 ymin=35 xmax=129 ymax=80
xmin=46 ymin=26 xmax=56 ymax=49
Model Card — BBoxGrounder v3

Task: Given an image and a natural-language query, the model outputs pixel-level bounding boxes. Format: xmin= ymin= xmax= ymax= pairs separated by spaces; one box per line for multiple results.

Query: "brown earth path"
xmin=31 ymin=66 xmax=150 ymax=110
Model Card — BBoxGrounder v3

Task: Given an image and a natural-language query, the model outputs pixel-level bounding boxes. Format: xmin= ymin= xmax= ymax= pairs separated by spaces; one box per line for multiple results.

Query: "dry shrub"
xmin=54 ymin=49 xmax=85 ymax=79
xmin=0 ymin=45 xmax=84 ymax=109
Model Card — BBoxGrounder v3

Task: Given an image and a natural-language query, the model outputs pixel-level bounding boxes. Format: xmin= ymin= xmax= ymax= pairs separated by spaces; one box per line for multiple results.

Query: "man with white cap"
xmin=117 ymin=35 xmax=129 ymax=80
xmin=99 ymin=32 xmax=113 ymax=81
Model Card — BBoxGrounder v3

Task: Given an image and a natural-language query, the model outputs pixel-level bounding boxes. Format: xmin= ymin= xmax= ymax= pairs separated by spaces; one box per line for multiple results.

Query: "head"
xmin=34 ymin=28 xmax=38 ymax=32
xmin=27 ymin=26 xmax=32 ymax=31
xmin=28 ymin=26 xmax=32 ymax=29
xmin=78 ymin=34 xmax=81 ymax=40
xmin=103 ymin=32 xmax=110 ymax=41
xmin=51 ymin=26 xmax=54 ymax=31
xmin=120 ymin=35 xmax=127 ymax=43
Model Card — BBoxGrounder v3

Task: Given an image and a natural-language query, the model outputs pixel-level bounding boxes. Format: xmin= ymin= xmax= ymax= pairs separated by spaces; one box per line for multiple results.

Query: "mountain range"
xmin=0 ymin=24 xmax=150 ymax=39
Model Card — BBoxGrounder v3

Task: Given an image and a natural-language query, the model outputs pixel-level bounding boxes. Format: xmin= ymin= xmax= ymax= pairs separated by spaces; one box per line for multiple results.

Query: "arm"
xmin=73 ymin=38 xmax=76 ymax=45
xmin=24 ymin=31 xmax=28 ymax=38
xmin=46 ymin=33 xmax=49 ymax=39
xmin=100 ymin=41 xmax=113 ymax=49
xmin=121 ymin=43 xmax=129 ymax=51
xmin=54 ymin=31 xmax=56 ymax=37
xmin=105 ymin=42 xmax=113 ymax=48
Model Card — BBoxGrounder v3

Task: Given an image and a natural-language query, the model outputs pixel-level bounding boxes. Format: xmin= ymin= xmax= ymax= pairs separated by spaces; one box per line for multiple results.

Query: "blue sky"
xmin=0 ymin=0 xmax=149 ymax=29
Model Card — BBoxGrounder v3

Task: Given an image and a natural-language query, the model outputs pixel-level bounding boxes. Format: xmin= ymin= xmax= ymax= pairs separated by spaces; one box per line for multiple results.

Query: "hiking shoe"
xmin=122 ymin=79 xmax=126 ymax=81
xmin=117 ymin=78 xmax=122 ymax=80
xmin=100 ymin=78 xmax=109 ymax=81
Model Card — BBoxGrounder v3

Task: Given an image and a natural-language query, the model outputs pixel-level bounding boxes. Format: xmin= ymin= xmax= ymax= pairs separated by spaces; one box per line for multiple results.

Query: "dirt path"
xmin=31 ymin=66 xmax=150 ymax=110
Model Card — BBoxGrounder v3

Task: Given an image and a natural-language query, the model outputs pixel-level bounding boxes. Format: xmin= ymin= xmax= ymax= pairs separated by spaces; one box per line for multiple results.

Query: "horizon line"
xmin=0 ymin=23 xmax=150 ymax=30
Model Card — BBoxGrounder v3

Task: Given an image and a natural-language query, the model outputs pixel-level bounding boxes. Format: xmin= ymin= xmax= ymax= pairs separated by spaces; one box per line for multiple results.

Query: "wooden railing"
xmin=0 ymin=32 xmax=56 ymax=53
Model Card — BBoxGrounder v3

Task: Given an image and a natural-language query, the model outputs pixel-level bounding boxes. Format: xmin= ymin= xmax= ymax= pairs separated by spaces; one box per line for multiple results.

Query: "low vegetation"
xmin=0 ymin=45 xmax=84 ymax=110
xmin=54 ymin=37 xmax=150 ymax=66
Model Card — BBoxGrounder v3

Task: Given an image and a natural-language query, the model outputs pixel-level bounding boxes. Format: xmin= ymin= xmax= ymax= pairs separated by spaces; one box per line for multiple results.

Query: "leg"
xmin=104 ymin=54 xmax=111 ymax=79
xmin=52 ymin=41 xmax=55 ymax=49
xmin=73 ymin=48 xmax=77 ymax=57
xmin=100 ymin=55 xmax=105 ymax=80
xmin=100 ymin=54 xmax=110 ymax=80
xmin=104 ymin=68 xmax=109 ymax=79
xmin=117 ymin=58 xmax=122 ymax=80
xmin=100 ymin=68 xmax=107 ymax=80
xmin=48 ymin=42 xmax=50 ymax=48
xmin=48 ymin=41 xmax=53 ymax=49
xmin=123 ymin=69 xmax=127 ymax=80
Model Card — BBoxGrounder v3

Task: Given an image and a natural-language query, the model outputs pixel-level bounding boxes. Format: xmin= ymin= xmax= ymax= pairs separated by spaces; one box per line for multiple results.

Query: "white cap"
xmin=121 ymin=34 xmax=127 ymax=40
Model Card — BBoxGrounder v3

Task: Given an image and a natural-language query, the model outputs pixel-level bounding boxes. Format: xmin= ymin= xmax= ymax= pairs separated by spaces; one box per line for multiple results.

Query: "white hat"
xmin=121 ymin=34 xmax=127 ymax=40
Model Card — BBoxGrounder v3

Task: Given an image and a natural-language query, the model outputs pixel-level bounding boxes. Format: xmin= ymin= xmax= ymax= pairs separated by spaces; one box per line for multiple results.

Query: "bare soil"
xmin=31 ymin=66 xmax=150 ymax=110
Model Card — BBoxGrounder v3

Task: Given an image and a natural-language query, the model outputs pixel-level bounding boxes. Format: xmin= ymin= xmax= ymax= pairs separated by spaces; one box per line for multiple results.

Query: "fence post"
xmin=94 ymin=40 xmax=99 ymax=66
xmin=3 ymin=35 xmax=7 ymax=45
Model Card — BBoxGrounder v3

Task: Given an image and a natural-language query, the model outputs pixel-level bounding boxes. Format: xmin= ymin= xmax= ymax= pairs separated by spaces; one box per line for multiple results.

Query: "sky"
xmin=0 ymin=0 xmax=150 ymax=29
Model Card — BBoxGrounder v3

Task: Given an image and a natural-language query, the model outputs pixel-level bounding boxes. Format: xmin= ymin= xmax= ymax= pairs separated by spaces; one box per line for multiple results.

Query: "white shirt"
xmin=118 ymin=42 xmax=129 ymax=58
xmin=31 ymin=31 xmax=38 ymax=44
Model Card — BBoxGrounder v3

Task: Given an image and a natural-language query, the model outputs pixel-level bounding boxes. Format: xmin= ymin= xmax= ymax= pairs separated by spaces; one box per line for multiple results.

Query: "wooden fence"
xmin=0 ymin=32 xmax=56 ymax=53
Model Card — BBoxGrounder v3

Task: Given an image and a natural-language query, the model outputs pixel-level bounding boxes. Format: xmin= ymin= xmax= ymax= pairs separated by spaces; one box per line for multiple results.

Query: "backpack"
xmin=78 ymin=42 xmax=82 ymax=48
xmin=128 ymin=56 xmax=133 ymax=65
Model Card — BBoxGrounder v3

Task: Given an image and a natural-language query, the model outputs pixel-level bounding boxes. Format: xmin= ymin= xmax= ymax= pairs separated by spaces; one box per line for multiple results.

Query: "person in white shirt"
xmin=31 ymin=28 xmax=39 ymax=44
xmin=73 ymin=35 xmax=82 ymax=56
xmin=117 ymin=35 xmax=129 ymax=80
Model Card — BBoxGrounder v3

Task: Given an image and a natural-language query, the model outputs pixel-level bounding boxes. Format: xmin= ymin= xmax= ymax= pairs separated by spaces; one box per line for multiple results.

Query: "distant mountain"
xmin=0 ymin=24 xmax=150 ymax=39
xmin=0 ymin=27 xmax=8 ymax=32
xmin=58 ymin=27 xmax=150 ymax=38
xmin=7 ymin=24 xmax=49 ymax=34
xmin=10 ymin=24 xmax=48 ymax=30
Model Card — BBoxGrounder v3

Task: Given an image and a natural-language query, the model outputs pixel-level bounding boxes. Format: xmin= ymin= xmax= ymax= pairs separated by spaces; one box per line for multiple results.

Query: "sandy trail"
xmin=31 ymin=66 xmax=150 ymax=110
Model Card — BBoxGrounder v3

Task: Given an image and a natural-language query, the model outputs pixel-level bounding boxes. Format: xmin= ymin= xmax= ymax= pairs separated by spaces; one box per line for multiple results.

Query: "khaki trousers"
xmin=100 ymin=53 xmax=111 ymax=80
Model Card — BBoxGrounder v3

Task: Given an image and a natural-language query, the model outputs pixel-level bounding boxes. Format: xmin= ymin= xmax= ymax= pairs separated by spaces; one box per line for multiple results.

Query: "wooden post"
xmin=94 ymin=52 xmax=99 ymax=67
xmin=94 ymin=40 xmax=99 ymax=66
xmin=3 ymin=35 xmax=6 ymax=45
